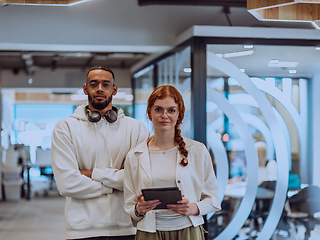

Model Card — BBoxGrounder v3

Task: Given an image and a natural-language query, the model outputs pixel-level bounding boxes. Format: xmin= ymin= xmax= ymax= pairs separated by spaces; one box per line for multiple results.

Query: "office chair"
xmin=206 ymin=201 xmax=231 ymax=239
xmin=251 ymin=181 xmax=299 ymax=239
xmin=288 ymin=185 xmax=320 ymax=240
xmin=245 ymin=181 xmax=276 ymax=239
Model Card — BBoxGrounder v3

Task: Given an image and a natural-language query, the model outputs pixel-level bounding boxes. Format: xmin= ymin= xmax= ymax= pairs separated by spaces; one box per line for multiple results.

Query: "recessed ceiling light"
xmin=183 ymin=67 xmax=192 ymax=73
xmin=239 ymin=68 xmax=246 ymax=73
xmin=223 ymin=50 xmax=254 ymax=58
xmin=268 ymin=60 xmax=298 ymax=68
xmin=64 ymin=52 xmax=92 ymax=58
xmin=289 ymin=69 xmax=297 ymax=74
xmin=243 ymin=44 xmax=254 ymax=49
xmin=270 ymin=59 xmax=280 ymax=64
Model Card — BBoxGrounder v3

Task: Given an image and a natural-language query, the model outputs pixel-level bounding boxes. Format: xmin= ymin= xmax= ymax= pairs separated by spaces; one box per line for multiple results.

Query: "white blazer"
xmin=123 ymin=137 xmax=221 ymax=233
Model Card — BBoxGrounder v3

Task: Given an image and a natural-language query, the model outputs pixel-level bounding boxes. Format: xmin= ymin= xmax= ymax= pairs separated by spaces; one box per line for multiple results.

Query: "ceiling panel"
xmin=138 ymin=0 xmax=247 ymax=7
xmin=0 ymin=51 xmax=149 ymax=72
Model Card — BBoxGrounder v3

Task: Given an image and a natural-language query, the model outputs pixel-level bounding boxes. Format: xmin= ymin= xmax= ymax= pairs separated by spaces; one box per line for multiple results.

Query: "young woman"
xmin=123 ymin=85 xmax=221 ymax=240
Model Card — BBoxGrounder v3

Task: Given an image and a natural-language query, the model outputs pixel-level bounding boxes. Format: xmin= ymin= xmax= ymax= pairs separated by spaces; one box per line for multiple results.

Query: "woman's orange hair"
xmin=147 ymin=85 xmax=188 ymax=166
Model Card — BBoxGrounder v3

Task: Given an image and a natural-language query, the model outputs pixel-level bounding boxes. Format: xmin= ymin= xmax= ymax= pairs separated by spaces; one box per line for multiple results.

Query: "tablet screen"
xmin=141 ymin=187 xmax=182 ymax=209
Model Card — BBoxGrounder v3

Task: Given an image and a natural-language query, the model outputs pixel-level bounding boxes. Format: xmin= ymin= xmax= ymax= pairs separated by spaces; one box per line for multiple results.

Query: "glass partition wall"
xmin=133 ymin=47 xmax=191 ymax=136
xmin=133 ymin=65 xmax=155 ymax=131
xmin=132 ymin=35 xmax=314 ymax=240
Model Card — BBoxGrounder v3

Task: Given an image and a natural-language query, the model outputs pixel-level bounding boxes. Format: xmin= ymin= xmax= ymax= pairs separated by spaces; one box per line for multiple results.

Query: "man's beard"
xmin=88 ymin=94 xmax=113 ymax=110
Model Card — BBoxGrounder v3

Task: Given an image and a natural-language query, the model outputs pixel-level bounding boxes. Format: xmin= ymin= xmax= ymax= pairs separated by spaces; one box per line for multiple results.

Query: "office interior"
xmin=0 ymin=1 xmax=320 ymax=240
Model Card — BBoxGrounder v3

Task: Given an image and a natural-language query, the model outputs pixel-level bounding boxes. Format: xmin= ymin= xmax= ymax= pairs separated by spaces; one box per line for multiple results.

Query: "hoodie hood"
xmin=70 ymin=105 xmax=125 ymax=122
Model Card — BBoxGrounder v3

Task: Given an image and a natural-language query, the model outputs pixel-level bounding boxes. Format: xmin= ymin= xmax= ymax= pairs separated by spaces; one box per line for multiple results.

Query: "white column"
xmin=312 ymin=66 xmax=320 ymax=187
xmin=0 ymin=67 xmax=2 ymax=200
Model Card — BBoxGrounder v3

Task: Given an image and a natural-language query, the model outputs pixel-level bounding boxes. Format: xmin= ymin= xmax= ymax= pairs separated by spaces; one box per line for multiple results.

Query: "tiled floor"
xmin=0 ymin=187 xmax=320 ymax=240
xmin=236 ymin=225 xmax=320 ymax=240
xmin=0 ymin=191 xmax=65 ymax=240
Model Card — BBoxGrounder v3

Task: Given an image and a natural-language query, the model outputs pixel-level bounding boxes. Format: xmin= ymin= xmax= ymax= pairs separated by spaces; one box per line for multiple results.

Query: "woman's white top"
xmin=149 ymin=146 xmax=192 ymax=231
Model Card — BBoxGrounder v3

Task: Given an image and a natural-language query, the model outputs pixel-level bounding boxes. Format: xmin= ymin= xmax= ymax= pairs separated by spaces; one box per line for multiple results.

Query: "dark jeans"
xmin=71 ymin=235 xmax=135 ymax=240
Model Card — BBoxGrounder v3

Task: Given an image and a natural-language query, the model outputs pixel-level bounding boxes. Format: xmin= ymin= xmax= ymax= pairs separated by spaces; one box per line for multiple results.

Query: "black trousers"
xmin=70 ymin=235 xmax=135 ymax=240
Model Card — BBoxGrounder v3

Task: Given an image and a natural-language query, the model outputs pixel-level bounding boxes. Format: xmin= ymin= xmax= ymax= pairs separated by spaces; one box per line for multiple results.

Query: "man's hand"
xmin=80 ymin=170 xmax=92 ymax=178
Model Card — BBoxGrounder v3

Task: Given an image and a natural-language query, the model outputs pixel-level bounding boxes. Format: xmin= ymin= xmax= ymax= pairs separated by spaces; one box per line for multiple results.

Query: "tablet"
xmin=141 ymin=187 xmax=182 ymax=209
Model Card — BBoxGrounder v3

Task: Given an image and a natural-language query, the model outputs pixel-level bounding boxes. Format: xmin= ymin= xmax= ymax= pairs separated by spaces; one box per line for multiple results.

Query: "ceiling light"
xmin=223 ymin=50 xmax=254 ymax=58
xmin=315 ymin=47 xmax=320 ymax=51
xmin=270 ymin=59 xmax=280 ymax=64
xmin=21 ymin=53 xmax=32 ymax=60
xmin=183 ymin=67 xmax=192 ymax=73
xmin=64 ymin=52 xmax=92 ymax=58
xmin=108 ymin=53 xmax=145 ymax=58
xmin=215 ymin=51 xmax=254 ymax=59
xmin=0 ymin=0 xmax=89 ymax=6
xmin=268 ymin=60 xmax=298 ymax=68
xmin=239 ymin=68 xmax=246 ymax=73
xmin=243 ymin=44 xmax=254 ymax=49
xmin=289 ymin=69 xmax=297 ymax=74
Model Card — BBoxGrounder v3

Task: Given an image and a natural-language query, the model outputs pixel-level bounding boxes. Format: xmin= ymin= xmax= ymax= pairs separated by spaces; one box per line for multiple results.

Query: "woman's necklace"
xmin=148 ymin=137 xmax=176 ymax=154
xmin=162 ymin=145 xmax=177 ymax=154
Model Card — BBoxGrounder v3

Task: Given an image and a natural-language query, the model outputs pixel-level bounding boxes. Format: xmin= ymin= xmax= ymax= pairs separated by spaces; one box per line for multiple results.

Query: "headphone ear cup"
xmin=105 ymin=107 xmax=118 ymax=123
xmin=85 ymin=106 xmax=101 ymax=122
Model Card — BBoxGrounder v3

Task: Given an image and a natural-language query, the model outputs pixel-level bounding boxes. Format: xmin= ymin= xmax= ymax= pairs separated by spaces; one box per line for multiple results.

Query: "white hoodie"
xmin=51 ymin=105 xmax=149 ymax=239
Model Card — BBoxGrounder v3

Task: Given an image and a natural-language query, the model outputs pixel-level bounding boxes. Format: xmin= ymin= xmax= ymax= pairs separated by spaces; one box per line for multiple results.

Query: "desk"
xmin=224 ymin=182 xmax=275 ymax=239
xmin=224 ymin=182 xmax=274 ymax=222
xmin=225 ymin=182 xmax=247 ymax=199
xmin=225 ymin=182 xmax=274 ymax=199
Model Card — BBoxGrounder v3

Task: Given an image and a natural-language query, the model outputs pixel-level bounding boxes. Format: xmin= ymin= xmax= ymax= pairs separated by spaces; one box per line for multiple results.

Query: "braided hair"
xmin=147 ymin=85 xmax=188 ymax=166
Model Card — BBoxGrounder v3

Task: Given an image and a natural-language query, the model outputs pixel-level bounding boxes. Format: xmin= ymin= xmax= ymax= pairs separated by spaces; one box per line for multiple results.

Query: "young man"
xmin=51 ymin=65 xmax=149 ymax=240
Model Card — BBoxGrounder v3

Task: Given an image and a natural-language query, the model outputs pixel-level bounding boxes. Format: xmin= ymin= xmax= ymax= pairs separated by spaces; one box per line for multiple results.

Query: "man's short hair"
xmin=87 ymin=65 xmax=115 ymax=81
